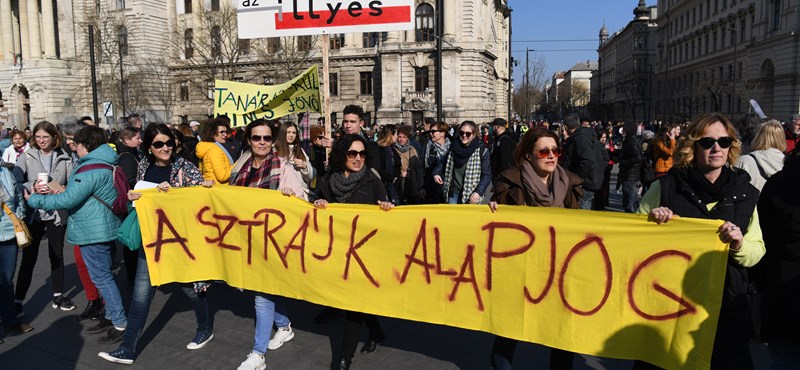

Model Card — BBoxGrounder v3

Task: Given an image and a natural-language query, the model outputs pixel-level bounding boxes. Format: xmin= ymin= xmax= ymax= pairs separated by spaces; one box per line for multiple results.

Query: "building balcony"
xmin=401 ymin=89 xmax=435 ymax=112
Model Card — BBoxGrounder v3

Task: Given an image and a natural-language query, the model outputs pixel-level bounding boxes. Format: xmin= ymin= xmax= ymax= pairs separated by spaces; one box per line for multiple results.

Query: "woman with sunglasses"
xmin=231 ymin=119 xmax=306 ymax=370
xmin=313 ymin=134 xmax=393 ymax=370
xmin=196 ymin=118 xmax=233 ymax=184
xmin=433 ymin=121 xmax=491 ymax=204
xmin=309 ymin=124 xmax=328 ymax=181
xmin=637 ymin=113 xmax=764 ymax=370
xmin=423 ymin=121 xmax=450 ymax=204
xmin=486 ymin=128 xmax=582 ymax=370
xmin=99 ymin=124 xmax=215 ymax=365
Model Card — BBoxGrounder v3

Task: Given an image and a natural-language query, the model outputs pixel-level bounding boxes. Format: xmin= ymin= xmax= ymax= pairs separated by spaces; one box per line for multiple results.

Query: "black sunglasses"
xmin=250 ymin=135 xmax=273 ymax=142
xmin=459 ymin=131 xmax=473 ymax=138
xmin=696 ymin=137 xmax=734 ymax=150
xmin=151 ymin=140 xmax=175 ymax=149
xmin=346 ymin=150 xmax=367 ymax=159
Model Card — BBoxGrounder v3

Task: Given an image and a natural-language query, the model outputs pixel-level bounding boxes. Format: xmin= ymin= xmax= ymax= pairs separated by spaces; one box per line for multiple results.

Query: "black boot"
xmin=91 ymin=300 xmax=106 ymax=320
xmin=77 ymin=299 xmax=101 ymax=321
xmin=360 ymin=328 xmax=386 ymax=354
xmin=330 ymin=358 xmax=351 ymax=370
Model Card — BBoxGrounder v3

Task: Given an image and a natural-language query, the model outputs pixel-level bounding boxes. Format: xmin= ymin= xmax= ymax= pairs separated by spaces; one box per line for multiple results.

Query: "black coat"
xmin=561 ymin=126 xmax=605 ymax=191
xmin=116 ymin=144 xmax=140 ymax=188
xmin=491 ymin=131 xmax=516 ymax=179
xmin=315 ymin=169 xmax=389 ymax=205
xmin=757 ymin=163 xmax=800 ymax=342
xmin=618 ymin=136 xmax=642 ymax=182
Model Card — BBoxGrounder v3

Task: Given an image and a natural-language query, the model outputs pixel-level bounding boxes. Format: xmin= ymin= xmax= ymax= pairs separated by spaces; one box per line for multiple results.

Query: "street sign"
xmin=103 ymin=101 xmax=114 ymax=117
xmin=237 ymin=0 xmax=414 ymax=39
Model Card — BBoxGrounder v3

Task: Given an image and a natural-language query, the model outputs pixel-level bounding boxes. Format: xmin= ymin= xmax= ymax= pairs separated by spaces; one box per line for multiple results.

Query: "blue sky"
xmin=510 ymin=0 xmax=650 ymax=87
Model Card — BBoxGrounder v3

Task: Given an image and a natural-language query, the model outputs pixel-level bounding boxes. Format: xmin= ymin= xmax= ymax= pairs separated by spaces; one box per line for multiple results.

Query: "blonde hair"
xmin=674 ymin=113 xmax=741 ymax=168
xmin=750 ymin=120 xmax=787 ymax=152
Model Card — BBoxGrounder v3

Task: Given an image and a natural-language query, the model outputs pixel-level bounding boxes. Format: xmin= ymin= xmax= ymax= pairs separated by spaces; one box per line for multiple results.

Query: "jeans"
xmin=120 ymin=249 xmax=212 ymax=353
xmin=769 ymin=340 xmax=800 ymax=370
xmin=579 ymin=190 xmax=595 ymax=210
xmin=15 ymin=219 xmax=66 ymax=300
xmin=447 ymin=192 xmax=463 ymax=205
xmin=252 ymin=292 xmax=290 ymax=355
xmin=0 ymin=240 xmax=19 ymax=326
xmin=80 ymin=243 xmax=126 ymax=328
xmin=621 ymin=180 xmax=640 ymax=213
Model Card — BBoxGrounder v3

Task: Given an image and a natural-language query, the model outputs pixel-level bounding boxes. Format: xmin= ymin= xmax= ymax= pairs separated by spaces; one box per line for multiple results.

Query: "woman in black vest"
xmin=637 ymin=113 xmax=764 ymax=369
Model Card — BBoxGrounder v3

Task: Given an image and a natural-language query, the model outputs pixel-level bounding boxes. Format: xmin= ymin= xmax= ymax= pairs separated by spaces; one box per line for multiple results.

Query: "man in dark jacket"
xmin=341 ymin=105 xmax=380 ymax=171
xmin=560 ymin=114 xmax=606 ymax=210
xmin=490 ymin=118 xmax=516 ymax=182
xmin=618 ymin=122 xmax=642 ymax=213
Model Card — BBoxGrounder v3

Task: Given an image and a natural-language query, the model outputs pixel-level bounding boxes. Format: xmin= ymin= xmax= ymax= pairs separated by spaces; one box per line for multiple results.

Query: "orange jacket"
xmin=653 ymin=138 xmax=676 ymax=173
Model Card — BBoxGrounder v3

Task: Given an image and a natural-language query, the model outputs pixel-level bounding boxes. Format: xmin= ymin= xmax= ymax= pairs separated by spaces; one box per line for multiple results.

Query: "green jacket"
xmin=27 ymin=144 xmax=120 ymax=245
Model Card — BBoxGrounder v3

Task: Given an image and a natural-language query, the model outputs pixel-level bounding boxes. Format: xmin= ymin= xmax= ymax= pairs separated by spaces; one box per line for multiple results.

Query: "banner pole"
xmin=321 ymin=34 xmax=332 ymax=157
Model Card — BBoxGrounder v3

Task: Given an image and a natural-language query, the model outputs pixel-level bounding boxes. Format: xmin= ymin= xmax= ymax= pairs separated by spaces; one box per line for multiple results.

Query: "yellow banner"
xmin=213 ymin=65 xmax=321 ymax=127
xmin=135 ymin=186 xmax=728 ymax=369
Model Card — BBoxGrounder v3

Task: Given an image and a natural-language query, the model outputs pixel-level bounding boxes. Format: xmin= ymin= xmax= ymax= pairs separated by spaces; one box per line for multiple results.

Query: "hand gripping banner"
xmin=135 ymin=186 xmax=728 ymax=369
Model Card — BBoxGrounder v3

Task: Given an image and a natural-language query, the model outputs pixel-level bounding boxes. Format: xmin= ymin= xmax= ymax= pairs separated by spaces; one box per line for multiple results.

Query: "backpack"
xmin=75 ymin=164 xmax=131 ymax=217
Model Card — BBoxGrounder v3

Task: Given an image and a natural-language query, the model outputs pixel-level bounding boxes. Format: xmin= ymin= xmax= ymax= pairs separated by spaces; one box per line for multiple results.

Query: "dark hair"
xmin=274 ymin=122 xmax=304 ymax=160
xmin=171 ymin=128 xmax=184 ymax=153
xmin=376 ymin=124 xmax=397 ymax=147
xmin=513 ymin=128 xmax=559 ymax=169
xmin=201 ymin=118 xmax=229 ymax=142
xmin=74 ymin=126 xmax=108 ymax=152
xmin=491 ymin=118 xmax=507 ymax=127
xmin=329 ymin=134 xmax=368 ymax=173
xmin=343 ymin=105 xmax=364 ymax=119
xmin=310 ymin=124 xmax=325 ymax=139
xmin=177 ymin=124 xmax=193 ymax=137
xmin=458 ymin=121 xmax=478 ymax=135
xmin=244 ymin=119 xmax=272 ymax=144
xmin=142 ymin=123 xmax=177 ymax=163
xmin=31 ymin=121 xmax=63 ymax=149
xmin=563 ymin=114 xmax=580 ymax=130
xmin=397 ymin=125 xmax=414 ymax=138
xmin=117 ymin=126 xmax=140 ymax=147
xmin=423 ymin=117 xmax=436 ymax=126
xmin=655 ymin=122 xmax=676 ymax=148
xmin=79 ymin=116 xmax=94 ymax=125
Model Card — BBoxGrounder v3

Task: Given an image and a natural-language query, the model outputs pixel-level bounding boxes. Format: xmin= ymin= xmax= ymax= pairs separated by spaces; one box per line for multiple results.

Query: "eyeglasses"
xmin=534 ymin=147 xmax=561 ymax=159
xmin=459 ymin=131 xmax=473 ymax=138
xmin=217 ymin=130 xmax=229 ymax=135
xmin=250 ymin=135 xmax=273 ymax=142
xmin=696 ymin=137 xmax=734 ymax=150
xmin=317 ymin=135 xmax=325 ymax=140
xmin=429 ymin=130 xmax=443 ymax=134
xmin=346 ymin=150 xmax=367 ymax=159
xmin=151 ymin=140 xmax=176 ymax=149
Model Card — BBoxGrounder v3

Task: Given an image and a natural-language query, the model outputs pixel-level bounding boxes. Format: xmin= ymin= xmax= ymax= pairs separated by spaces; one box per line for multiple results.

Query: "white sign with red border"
xmin=237 ymin=0 xmax=415 ymax=39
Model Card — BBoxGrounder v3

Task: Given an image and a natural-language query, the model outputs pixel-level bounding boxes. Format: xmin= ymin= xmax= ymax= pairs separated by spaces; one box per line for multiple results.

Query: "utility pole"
xmin=119 ymin=38 xmax=126 ymax=123
xmin=507 ymin=8 xmax=513 ymax=121
xmin=89 ymin=25 xmax=99 ymax=124
xmin=435 ymin=0 xmax=444 ymax=121
xmin=525 ymin=48 xmax=530 ymax=124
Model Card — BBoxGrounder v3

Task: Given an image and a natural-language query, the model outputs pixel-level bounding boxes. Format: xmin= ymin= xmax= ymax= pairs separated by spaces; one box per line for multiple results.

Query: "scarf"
xmin=681 ymin=165 xmax=735 ymax=203
xmin=451 ymin=138 xmax=481 ymax=168
xmin=232 ymin=151 xmax=282 ymax=189
xmin=425 ymin=139 xmax=450 ymax=168
xmin=215 ymin=142 xmax=234 ymax=165
xmin=13 ymin=146 xmax=25 ymax=160
xmin=520 ymin=161 xmax=568 ymax=208
xmin=393 ymin=143 xmax=414 ymax=173
xmin=329 ymin=167 xmax=368 ymax=203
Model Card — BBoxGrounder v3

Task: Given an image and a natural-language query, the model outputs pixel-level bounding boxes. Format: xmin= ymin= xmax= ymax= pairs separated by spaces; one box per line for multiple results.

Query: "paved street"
xmin=0 ymin=167 xmax=771 ymax=370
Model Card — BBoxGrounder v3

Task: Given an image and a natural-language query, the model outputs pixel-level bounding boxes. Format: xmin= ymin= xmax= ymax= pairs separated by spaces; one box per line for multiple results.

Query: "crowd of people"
xmin=0 ymin=105 xmax=798 ymax=370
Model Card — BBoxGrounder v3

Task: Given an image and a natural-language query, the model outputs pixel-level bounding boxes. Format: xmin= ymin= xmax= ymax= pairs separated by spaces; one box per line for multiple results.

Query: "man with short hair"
xmin=561 ymin=114 xmax=606 ymax=210
xmin=79 ymin=116 xmax=96 ymax=126
xmin=341 ymin=105 xmax=379 ymax=170
xmin=126 ymin=114 xmax=142 ymax=129
xmin=490 ymin=118 xmax=516 ymax=180
xmin=785 ymin=115 xmax=800 ymax=153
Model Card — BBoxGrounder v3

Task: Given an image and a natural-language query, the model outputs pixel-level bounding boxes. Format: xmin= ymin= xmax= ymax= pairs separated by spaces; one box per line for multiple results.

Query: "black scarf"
xmin=451 ymin=139 xmax=481 ymax=168
xmin=329 ymin=167 xmax=368 ymax=203
xmin=680 ymin=165 xmax=736 ymax=203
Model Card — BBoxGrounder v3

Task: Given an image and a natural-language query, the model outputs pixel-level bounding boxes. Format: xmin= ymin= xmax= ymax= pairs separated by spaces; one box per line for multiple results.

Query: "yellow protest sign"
xmin=213 ymin=65 xmax=321 ymax=127
xmin=135 ymin=186 xmax=728 ymax=369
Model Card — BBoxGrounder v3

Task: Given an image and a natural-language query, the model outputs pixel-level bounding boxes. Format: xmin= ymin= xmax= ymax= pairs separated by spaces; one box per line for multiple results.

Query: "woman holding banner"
xmin=637 ymin=113 xmax=764 ymax=370
xmin=433 ymin=121 xmax=491 ymax=204
xmin=99 ymin=124 xmax=215 ymax=365
xmin=196 ymin=118 xmax=233 ymax=184
xmin=313 ymin=134 xmax=394 ymax=370
xmin=487 ymin=128 xmax=582 ymax=370
xmin=231 ymin=119 xmax=306 ymax=370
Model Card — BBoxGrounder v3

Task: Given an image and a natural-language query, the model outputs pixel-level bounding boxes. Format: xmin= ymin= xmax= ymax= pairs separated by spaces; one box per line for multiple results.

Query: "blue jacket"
xmin=0 ymin=167 xmax=25 ymax=243
xmin=27 ymin=144 xmax=120 ymax=245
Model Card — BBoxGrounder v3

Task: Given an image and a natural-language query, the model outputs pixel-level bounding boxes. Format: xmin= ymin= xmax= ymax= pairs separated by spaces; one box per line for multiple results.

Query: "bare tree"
xmin=514 ymin=54 xmax=547 ymax=118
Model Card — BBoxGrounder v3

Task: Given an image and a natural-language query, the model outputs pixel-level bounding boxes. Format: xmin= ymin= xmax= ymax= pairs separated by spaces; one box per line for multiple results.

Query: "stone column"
xmin=26 ymin=0 xmax=41 ymax=59
xmin=0 ymin=0 xmax=11 ymax=60
xmin=41 ymin=0 xmax=56 ymax=58
xmin=444 ymin=0 xmax=456 ymax=40
xmin=18 ymin=0 xmax=30 ymax=60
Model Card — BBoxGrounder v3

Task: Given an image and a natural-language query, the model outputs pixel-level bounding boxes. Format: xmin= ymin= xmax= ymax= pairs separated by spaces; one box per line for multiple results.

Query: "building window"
xmin=118 ymin=26 xmax=128 ymax=55
xmin=211 ymin=0 xmax=220 ymax=11
xmin=360 ymin=71 xmax=373 ymax=95
xmin=184 ymin=0 xmax=192 ymax=14
xmin=268 ymin=38 xmax=280 ymax=53
xmin=180 ymin=81 xmax=189 ymax=101
xmin=330 ymin=73 xmax=339 ymax=96
xmin=415 ymin=67 xmax=429 ymax=92
xmin=330 ymin=34 xmax=344 ymax=50
xmin=363 ymin=32 xmax=381 ymax=48
xmin=184 ymin=29 xmax=193 ymax=58
xmin=297 ymin=36 xmax=312 ymax=51
xmin=772 ymin=0 xmax=781 ymax=31
xmin=207 ymin=80 xmax=214 ymax=100
xmin=211 ymin=26 xmax=221 ymax=58
xmin=116 ymin=0 xmax=126 ymax=9
xmin=415 ymin=3 xmax=435 ymax=42
xmin=239 ymin=39 xmax=250 ymax=55
xmin=740 ymin=19 xmax=746 ymax=42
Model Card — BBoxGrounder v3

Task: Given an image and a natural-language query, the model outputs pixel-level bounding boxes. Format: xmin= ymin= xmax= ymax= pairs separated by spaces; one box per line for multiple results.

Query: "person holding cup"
xmin=14 ymin=121 xmax=74 ymax=315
